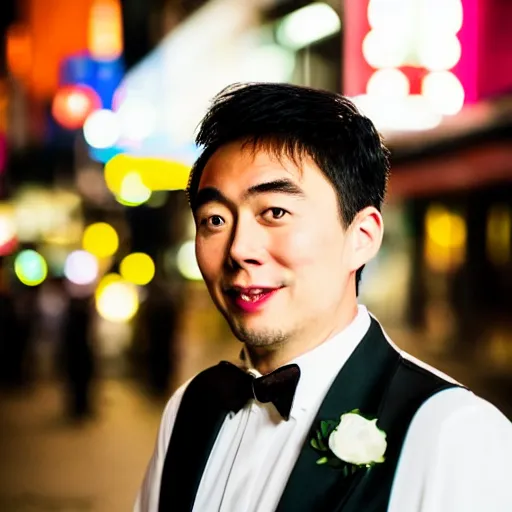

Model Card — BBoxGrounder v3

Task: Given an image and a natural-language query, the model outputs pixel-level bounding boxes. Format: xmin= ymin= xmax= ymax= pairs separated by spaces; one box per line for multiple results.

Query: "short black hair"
xmin=187 ymin=82 xmax=390 ymax=292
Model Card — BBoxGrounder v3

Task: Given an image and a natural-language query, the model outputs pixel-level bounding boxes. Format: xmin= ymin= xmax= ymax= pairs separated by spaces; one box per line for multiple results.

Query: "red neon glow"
xmin=52 ymin=84 xmax=101 ymax=130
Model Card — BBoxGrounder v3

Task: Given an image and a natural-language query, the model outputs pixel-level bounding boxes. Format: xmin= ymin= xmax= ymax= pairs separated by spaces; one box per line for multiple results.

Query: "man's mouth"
xmin=224 ymin=286 xmax=282 ymax=312
xmin=238 ymin=288 xmax=273 ymax=302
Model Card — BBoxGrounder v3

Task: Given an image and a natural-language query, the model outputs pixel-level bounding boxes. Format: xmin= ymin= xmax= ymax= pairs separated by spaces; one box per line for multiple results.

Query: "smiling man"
xmin=135 ymin=83 xmax=512 ymax=512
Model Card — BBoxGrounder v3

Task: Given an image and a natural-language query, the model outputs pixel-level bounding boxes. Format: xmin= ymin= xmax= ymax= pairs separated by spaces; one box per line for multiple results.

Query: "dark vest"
xmin=158 ymin=318 xmax=459 ymax=511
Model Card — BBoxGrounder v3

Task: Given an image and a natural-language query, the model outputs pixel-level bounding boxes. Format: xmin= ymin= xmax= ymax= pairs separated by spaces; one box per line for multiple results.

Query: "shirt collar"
xmin=240 ymin=305 xmax=371 ymax=419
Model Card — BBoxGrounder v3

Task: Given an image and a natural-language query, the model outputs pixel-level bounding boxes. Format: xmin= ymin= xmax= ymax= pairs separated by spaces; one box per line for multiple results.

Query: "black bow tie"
xmin=214 ymin=361 xmax=301 ymax=421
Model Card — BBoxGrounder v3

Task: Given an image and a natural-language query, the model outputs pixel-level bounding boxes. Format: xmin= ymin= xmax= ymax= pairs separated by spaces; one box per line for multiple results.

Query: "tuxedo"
xmin=135 ymin=308 xmax=512 ymax=512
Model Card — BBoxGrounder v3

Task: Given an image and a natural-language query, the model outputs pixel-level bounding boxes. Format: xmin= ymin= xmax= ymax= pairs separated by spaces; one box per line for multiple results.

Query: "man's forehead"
xmin=198 ymin=142 xmax=307 ymax=189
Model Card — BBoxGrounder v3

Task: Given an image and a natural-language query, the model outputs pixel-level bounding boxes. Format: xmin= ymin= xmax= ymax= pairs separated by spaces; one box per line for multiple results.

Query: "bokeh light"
xmin=88 ymin=0 xmax=123 ymax=60
xmin=426 ymin=205 xmax=466 ymax=249
xmin=362 ymin=29 xmax=408 ymax=69
xmin=104 ymin=154 xmax=191 ymax=196
xmin=366 ymin=68 xmax=410 ymax=98
xmin=82 ymin=222 xmax=119 ymax=258
xmin=367 ymin=0 xmax=411 ymax=30
xmin=96 ymin=272 xmax=122 ymax=295
xmin=424 ymin=204 xmax=466 ymax=272
xmin=117 ymin=172 xmax=151 ymax=206
xmin=422 ymin=71 xmax=465 ymax=116
xmin=6 ymin=23 xmax=32 ymax=79
xmin=52 ymin=85 xmax=102 ymax=130
xmin=120 ymin=252 xmax=155 ymax=285
xmin=417 ymin=33 xmax=461 ymax=71
xmin=64 ymin=250 xmax=99 ymax=285
xmin=83 ymin=109 xmax=120 ymax=149
xmin=95 ymin=275 xmax=139 ymax=322
xmin=14 ymin=249 xmax=48 ymax=286
xmin=419 ymin=0 xmax=463 ymax=34
xmin=0 ymin=207 xmax=17 ymax=256
xmin=276 ymin=2 xmax=341 ymax=50
xmin=176 ymin=240 xmax=203 ymax=281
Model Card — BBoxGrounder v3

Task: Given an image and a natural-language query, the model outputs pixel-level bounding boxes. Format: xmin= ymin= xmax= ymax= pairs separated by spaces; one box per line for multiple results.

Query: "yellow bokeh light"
xmin=117 ymin=172 xmax=151 ymax=206
xmin=120 ymin=252 xmax=155 ymax=285
xmin=425 ymin=204 xmax=466 ymax=272
xmin=104 ymin=154 xmax=191 ymax=196
xmin=426 ymin=205 xmax=466 ymax=249
xmin=82 ymin=222 xmax=119 ymax=258
xmin=96 ymin=272 xmax=122 ymax=295
xmin=95 ymin=276 xmax=139 ymax=322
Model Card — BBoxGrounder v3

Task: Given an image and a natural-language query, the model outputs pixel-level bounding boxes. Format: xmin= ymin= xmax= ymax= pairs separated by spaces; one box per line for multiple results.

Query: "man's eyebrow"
xmin=193 ymin=187 xmax=231 ymax=212
xmin=193 ymin=179 xmax=305 ymax=212
xmin=244 ymin=179 xmax=305 ymax=199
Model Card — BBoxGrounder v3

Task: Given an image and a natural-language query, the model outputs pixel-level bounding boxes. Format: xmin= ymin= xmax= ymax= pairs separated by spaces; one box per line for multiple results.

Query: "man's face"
xmin=194 ymin=141 xmax=359 ymax=353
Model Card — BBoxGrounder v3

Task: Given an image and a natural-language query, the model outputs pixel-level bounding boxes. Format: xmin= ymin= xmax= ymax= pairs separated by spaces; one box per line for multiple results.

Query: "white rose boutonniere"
xmin=310 ymin=409 xmax=387 ymax=476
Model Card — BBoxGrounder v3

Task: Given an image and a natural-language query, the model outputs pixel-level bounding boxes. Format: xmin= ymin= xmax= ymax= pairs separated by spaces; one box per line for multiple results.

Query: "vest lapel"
xmin=276 ymin=318 xmax=400 ymax=512
xmin=158 ymin=366 xmax=230 ymax=512
xmin=337 ymin=359 xmax=458 ymax=512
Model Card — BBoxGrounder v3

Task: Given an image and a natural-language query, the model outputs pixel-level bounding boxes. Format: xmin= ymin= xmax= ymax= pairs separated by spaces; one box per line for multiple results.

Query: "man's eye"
xmin=262 ymin=207 xmax=288 ymax=221
xmin=206 ymin=215 xmax=225 ymax=227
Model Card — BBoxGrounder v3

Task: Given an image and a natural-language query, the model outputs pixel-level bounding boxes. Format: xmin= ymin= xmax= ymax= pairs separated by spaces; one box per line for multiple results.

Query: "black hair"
xmin=187 ymin=82 xmax=390 ymax=293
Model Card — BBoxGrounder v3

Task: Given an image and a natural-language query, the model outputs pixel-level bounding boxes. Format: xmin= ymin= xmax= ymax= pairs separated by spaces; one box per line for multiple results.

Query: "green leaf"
xmin=316 ymin=457 xmax=328 ymax=465
xmin=320 ymin=421 xmax=330 ymax=438
xmin=316 ymin=431 xmax=327 ymax=451
xmin=318 ymin=439 xmax=327 ymax=451
xmin=310 ymin=438 xmax=320 ymax=450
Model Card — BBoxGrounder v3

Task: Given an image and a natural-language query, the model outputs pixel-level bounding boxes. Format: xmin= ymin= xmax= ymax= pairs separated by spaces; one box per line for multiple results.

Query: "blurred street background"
xmin=0 ymin=0 xmax=511 ymax=510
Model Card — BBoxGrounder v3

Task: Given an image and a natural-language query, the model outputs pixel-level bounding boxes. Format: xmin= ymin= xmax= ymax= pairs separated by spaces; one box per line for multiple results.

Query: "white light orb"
xmin=366 ymin=68 xmax=410 ymax=98
xmin=83 ymin=109 xmax=120 ymax=149
xmin=420 ymin=0 xmax=463 ymax=33
xmin=352 ymin=94 xmax=442 ymax=132
xmin=96 ymin=280 xmax=139 ymax=322
xmin=367 ymin=0 xmax=412 ymax=30
xmin=417 ymin=33 xmax=462 ymax=71
xmin=362 ymin=29 xmax=409 ymax=69
xmin=422 ymin=71 xmax=465 ymax=116
xmin=64 ymin=250 xmax=99 ymax=285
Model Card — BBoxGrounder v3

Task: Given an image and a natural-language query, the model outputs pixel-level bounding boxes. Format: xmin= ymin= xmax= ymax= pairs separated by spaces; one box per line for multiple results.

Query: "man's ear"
xmin=348 ymin=207 xmax=384 ymax=271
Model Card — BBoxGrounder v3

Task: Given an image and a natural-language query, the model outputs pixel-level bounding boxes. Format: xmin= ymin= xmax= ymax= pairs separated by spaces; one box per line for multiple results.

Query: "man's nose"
xmin=227 ymin=216 xmax=266 ymax=269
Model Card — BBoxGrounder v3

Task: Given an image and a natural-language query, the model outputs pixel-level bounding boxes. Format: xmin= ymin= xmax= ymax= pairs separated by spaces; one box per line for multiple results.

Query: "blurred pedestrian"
xmin=61 ymin=296 xmax=95 ymax=420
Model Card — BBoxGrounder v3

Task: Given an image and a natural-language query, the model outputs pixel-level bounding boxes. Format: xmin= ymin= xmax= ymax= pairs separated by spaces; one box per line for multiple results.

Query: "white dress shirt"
xmin=135 ymin=306 xmax=512 ymax=512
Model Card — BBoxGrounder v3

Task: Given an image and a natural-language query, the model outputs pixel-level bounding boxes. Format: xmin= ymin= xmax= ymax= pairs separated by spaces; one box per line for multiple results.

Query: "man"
xmin=135 ymin=83 xmax=512 ymax=512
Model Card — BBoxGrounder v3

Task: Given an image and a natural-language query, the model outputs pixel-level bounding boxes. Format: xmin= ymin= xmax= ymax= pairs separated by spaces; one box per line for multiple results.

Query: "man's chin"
xmin=228 ymin=319 xmax=288 ymax=348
